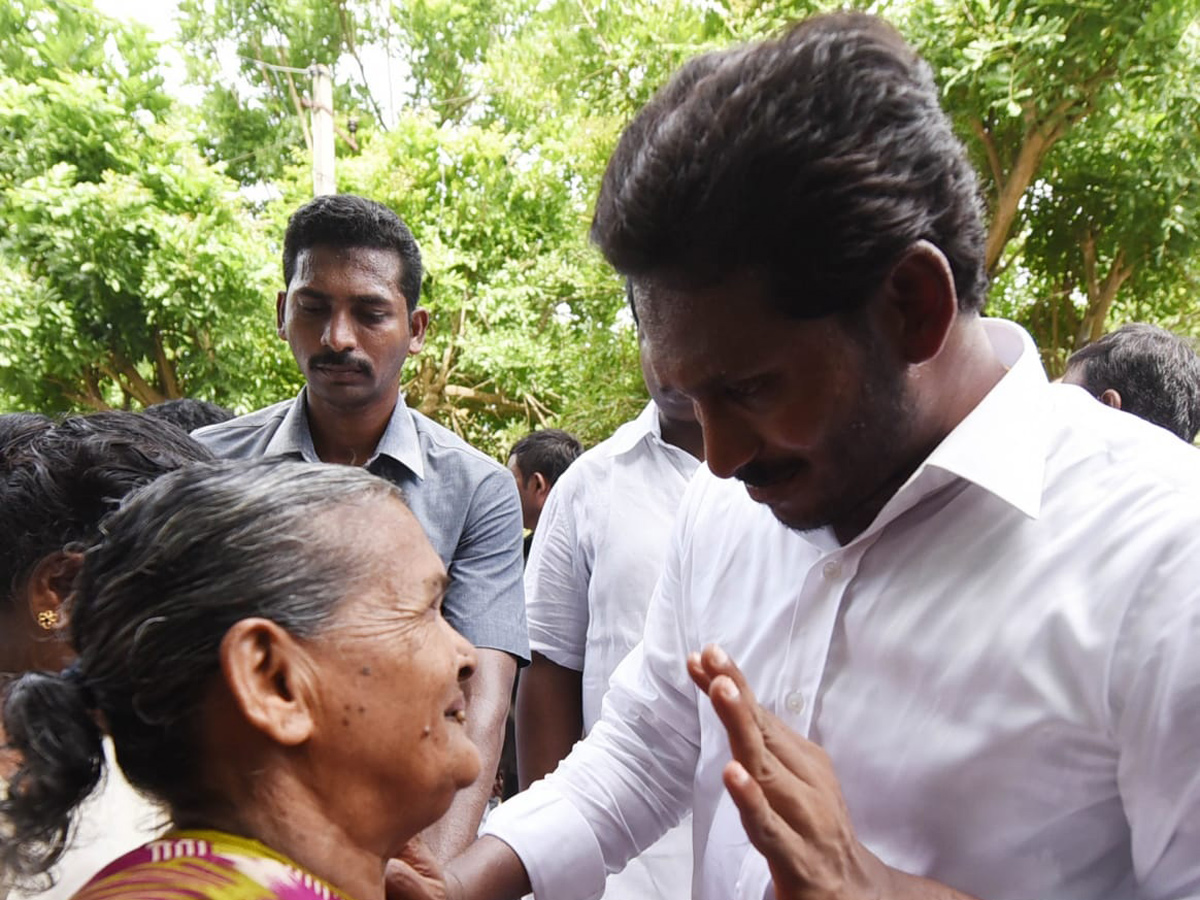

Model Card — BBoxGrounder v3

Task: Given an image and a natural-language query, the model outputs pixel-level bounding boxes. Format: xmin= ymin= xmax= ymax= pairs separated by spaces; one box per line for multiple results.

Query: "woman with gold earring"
xmin=0 ymin=412 xmax=212 ymax=900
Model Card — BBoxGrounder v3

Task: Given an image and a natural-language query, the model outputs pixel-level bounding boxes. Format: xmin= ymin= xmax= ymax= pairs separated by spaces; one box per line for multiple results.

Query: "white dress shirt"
xmin=482 ymin=319 xmax=1200 ymax=900
xmin=524 ymin=401 xmax=699 ymax=900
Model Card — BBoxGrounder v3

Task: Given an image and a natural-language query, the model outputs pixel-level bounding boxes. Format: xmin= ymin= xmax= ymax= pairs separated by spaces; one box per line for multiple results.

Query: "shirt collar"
xmin=916 ymin=318 xmax=1048 ymax=520
xmin=263 ymin=387 xmax=426 ymax=479
xmin=603 ymin=401 xmax=662 ymax=458
xmin=807 ymin=319 xmax=1048 ymax=553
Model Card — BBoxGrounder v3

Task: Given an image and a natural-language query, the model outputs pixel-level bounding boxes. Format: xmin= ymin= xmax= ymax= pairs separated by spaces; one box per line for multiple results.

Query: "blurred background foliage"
xmin=1 ymin=0 xmax=1197 ymax=455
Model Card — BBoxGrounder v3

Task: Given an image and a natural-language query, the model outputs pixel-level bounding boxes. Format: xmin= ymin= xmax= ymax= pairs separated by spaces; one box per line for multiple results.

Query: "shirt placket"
xmin=777 ymin=545 xmax=862 ymax=736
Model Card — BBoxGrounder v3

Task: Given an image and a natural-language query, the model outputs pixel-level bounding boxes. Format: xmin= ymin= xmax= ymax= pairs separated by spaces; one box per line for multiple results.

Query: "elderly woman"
xmin=0 ymin=459 xmax=480 ymax=900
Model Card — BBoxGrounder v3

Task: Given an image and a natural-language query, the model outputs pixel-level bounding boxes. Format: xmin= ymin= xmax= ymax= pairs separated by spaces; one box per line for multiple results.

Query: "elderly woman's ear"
xmin=219 ymin=619 xmax=318 ymax=747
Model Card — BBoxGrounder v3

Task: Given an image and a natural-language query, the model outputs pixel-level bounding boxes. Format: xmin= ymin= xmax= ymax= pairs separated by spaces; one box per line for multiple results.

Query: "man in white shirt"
xmin=421 ymin=12 xmax=1200 ymax=900
xmin=515 ymin=292 xmax=704 ymax=898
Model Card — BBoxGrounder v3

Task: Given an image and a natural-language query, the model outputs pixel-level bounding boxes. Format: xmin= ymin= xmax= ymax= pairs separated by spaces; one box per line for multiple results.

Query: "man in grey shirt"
xmin=194 ymin=194 xmax=528 ymax=860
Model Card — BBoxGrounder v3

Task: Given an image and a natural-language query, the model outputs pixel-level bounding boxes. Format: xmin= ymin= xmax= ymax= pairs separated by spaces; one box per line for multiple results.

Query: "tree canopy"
xmin=1 ymin=0 xmax=1197 ymax=452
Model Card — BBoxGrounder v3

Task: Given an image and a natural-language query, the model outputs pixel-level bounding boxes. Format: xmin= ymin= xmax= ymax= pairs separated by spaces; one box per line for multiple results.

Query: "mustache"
xmin=735 ymin=460 xmax=805 ymax=488
xmin=309 ymin=350 xmax=373 ymax=375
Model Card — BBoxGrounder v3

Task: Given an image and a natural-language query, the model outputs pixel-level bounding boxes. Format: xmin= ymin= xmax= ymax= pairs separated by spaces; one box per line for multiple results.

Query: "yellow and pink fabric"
xmin=73 ymin=831 xmax=351 ymax=900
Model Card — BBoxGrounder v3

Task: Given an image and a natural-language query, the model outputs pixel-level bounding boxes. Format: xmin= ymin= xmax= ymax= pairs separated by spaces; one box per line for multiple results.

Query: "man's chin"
xmin=306 ymin=380 xmax=385 ymax=413
xmin=743 ymin=484 xmax=829 ymax=533
xmin=767 ymin=505 xmax=829 ymax=534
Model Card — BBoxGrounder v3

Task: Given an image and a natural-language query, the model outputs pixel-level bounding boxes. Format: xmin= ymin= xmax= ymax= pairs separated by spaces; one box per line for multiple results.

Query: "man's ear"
xmin=408 ymin=308 xmax=429 ymax=355
xmin=1099 ymin=388 xmax=1123 ymax=411
xmin=276 ymin=291 xmax=289 ymax=339
xmin=881 ymin=240 xmax=958 ymax=365
xmin=531 ymin=472 xmax=550 ymax=502
xmin=220 ymin=618 xmax=316 ymax=747
xmin=27 ymin=550 xmax=83 ymax=632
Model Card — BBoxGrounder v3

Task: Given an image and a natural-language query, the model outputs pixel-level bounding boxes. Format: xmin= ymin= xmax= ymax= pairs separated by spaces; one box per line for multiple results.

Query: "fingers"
xmin=686 ymin=650 xmax=712 ymax=693
xmin=689 ymin=644 xmax=760 ymax=705
xmin=723 ymin=759 xmax=793 ymax=860
xmin=708 ymin=673 xmax=770 ymax=776
xmin=726 ymin=760 xmax=821 ymax=900
xmin=385 ymin=859 xmax=446 ymax=900
xmin=759 ymin=705 xmax=822 ymax=777
xmin=386 ymin=838 xmax=447 ymax=900
xmin=688 ymin=644 xmax=826 ymax=780
xmin=692 ymin=645 xmax=828 ymax=828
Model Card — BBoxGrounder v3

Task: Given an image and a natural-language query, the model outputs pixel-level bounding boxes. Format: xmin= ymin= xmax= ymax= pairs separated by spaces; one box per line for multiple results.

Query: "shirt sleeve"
xmin=481 ymin=493 xmax=700 ymax=897
xmin=443 ymin=465 xmax=530 ymax=663
xmin=1110 ymin=523 xmax=1200 ymax=900
xmin=524 ymin=468 xmax=592 ymax=671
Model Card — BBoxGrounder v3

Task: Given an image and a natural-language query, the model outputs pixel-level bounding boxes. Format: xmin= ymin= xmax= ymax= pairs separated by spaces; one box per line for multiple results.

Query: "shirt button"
xmin=784 ymin=690 xmax=805 ymax=714
xmin=822 ymin=559 xmax=842 ymax=580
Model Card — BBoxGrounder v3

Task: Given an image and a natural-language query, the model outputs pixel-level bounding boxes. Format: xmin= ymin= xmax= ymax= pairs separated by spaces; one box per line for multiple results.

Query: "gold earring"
xmin=37 ymin=610 xmax=60 ymax=631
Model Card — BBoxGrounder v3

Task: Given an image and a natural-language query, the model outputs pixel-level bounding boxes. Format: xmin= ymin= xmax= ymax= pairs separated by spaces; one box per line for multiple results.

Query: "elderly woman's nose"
xmin=455 ymin=631 xmax=478 ymax=683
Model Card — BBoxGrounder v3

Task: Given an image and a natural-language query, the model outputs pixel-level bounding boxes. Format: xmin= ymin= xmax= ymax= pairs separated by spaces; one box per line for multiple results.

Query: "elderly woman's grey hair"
xmin=0 ymin=458 xmax=407 ymax=884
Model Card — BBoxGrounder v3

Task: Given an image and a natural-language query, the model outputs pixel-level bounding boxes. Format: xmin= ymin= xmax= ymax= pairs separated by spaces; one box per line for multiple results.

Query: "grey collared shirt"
xmin=194 ymin=389 xmax=529 ymax=662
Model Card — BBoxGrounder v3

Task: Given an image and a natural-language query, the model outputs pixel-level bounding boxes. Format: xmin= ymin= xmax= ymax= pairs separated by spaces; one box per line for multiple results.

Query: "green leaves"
xmin=0 ymin=50 xmax=295 ymax=412
xmin=3 ymin=0 xmax=1198 ymax=443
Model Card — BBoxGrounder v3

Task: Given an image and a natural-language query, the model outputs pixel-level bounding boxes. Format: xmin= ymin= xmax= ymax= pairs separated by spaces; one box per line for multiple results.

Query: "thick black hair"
xmin=282 ymin=194 xmax=424 ymax=312
xmin=0 ymin=412 xmax=213 ymax=609
xmin=143 ymin=398 xmax=234 ymax=433
xmin=510 ymin=429 xmax=584 ymax=487
xmin=0 ymin=413 xmax=52 ymax=460
xmin=1065 ymin=323 xmax=1200 ymax=442
xmin=591 ymin=12 xmax=987 ymax=318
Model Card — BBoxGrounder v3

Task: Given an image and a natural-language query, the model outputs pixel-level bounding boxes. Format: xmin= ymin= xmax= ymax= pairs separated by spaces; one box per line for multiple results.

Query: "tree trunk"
xmin=1074 ymin=235 xmax=1133 ymax=348
xmin=152 ymin=328 xmax=181 ymax=399
xmin=984 ymin=112 xmax=1068 ymax=275
xmin=103 ymin=352 xmax=166 ymax=407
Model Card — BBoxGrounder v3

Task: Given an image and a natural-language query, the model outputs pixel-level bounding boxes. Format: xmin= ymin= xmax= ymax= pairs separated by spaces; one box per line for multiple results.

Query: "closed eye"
xmin=725 ymin=375 xmax=770 ymax=400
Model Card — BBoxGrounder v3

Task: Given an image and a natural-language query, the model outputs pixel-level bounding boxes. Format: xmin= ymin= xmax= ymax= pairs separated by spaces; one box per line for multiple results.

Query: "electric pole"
xmin=310 ymin=64 xmax=335 ymax=196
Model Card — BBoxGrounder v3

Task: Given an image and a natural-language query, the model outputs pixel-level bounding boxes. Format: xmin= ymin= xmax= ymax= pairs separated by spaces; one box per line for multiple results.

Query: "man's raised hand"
xmin=687 ymin=644 xmax=890 ymax=900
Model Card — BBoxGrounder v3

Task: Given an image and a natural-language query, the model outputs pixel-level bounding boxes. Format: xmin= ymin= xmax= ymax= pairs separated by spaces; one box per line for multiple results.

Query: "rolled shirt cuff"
xmin=480 ymin=785 xmax=608 ymax=900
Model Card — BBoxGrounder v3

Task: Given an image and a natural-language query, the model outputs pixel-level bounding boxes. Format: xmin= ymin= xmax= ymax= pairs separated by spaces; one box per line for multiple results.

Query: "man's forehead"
xmin=293 ymin=243 xmax=405 ymax=283
xmin=632 ymin=269 xmax=776 ymax=329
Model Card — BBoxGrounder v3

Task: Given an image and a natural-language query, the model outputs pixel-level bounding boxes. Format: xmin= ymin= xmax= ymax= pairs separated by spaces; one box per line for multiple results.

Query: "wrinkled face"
xmin=635 ymin=272 xmax=915 ymax=537
xmin=277 ymin=245 xmax=426 ymax=415
xmin=305 ymin=497 xmax=479 ymax=853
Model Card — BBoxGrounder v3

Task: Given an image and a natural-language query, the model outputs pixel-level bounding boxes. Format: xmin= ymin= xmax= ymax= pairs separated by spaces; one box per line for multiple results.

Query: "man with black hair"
xmin=434 ymin=12 xmax=1200 ymax=900
xmin=194 ymin=194 xmax=528 ymax=860
xmin=507 ymin=428 xmax=584 ymax=544
xmin=1062 ymin=323 xmax=1200 ymax=442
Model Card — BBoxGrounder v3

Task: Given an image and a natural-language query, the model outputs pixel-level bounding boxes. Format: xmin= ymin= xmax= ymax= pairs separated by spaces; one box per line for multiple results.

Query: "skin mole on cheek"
xmin=341 ymin=717 xmax=350 ymax=727
xmin=360 ymin=666 xmax=372 ymax=676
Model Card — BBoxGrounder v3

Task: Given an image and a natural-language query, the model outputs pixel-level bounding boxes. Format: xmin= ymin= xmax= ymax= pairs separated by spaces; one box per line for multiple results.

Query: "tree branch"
xmin=152 ymin=327 xmax=181 ymax=399
xmin=102 ymin=352 xmax=166 ymax=407
xmin=443 ymin=383 xmax=527 ymax=414
xmin=1076 ymin=239 xmax=1133 ymax=347
xmin=573 ymin=0 xmax=613 ymax=56
xmin=969 ymin=117 xmax=1004 ymax=189
xmin=335 ymin=0 xmax=389 ymax=130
